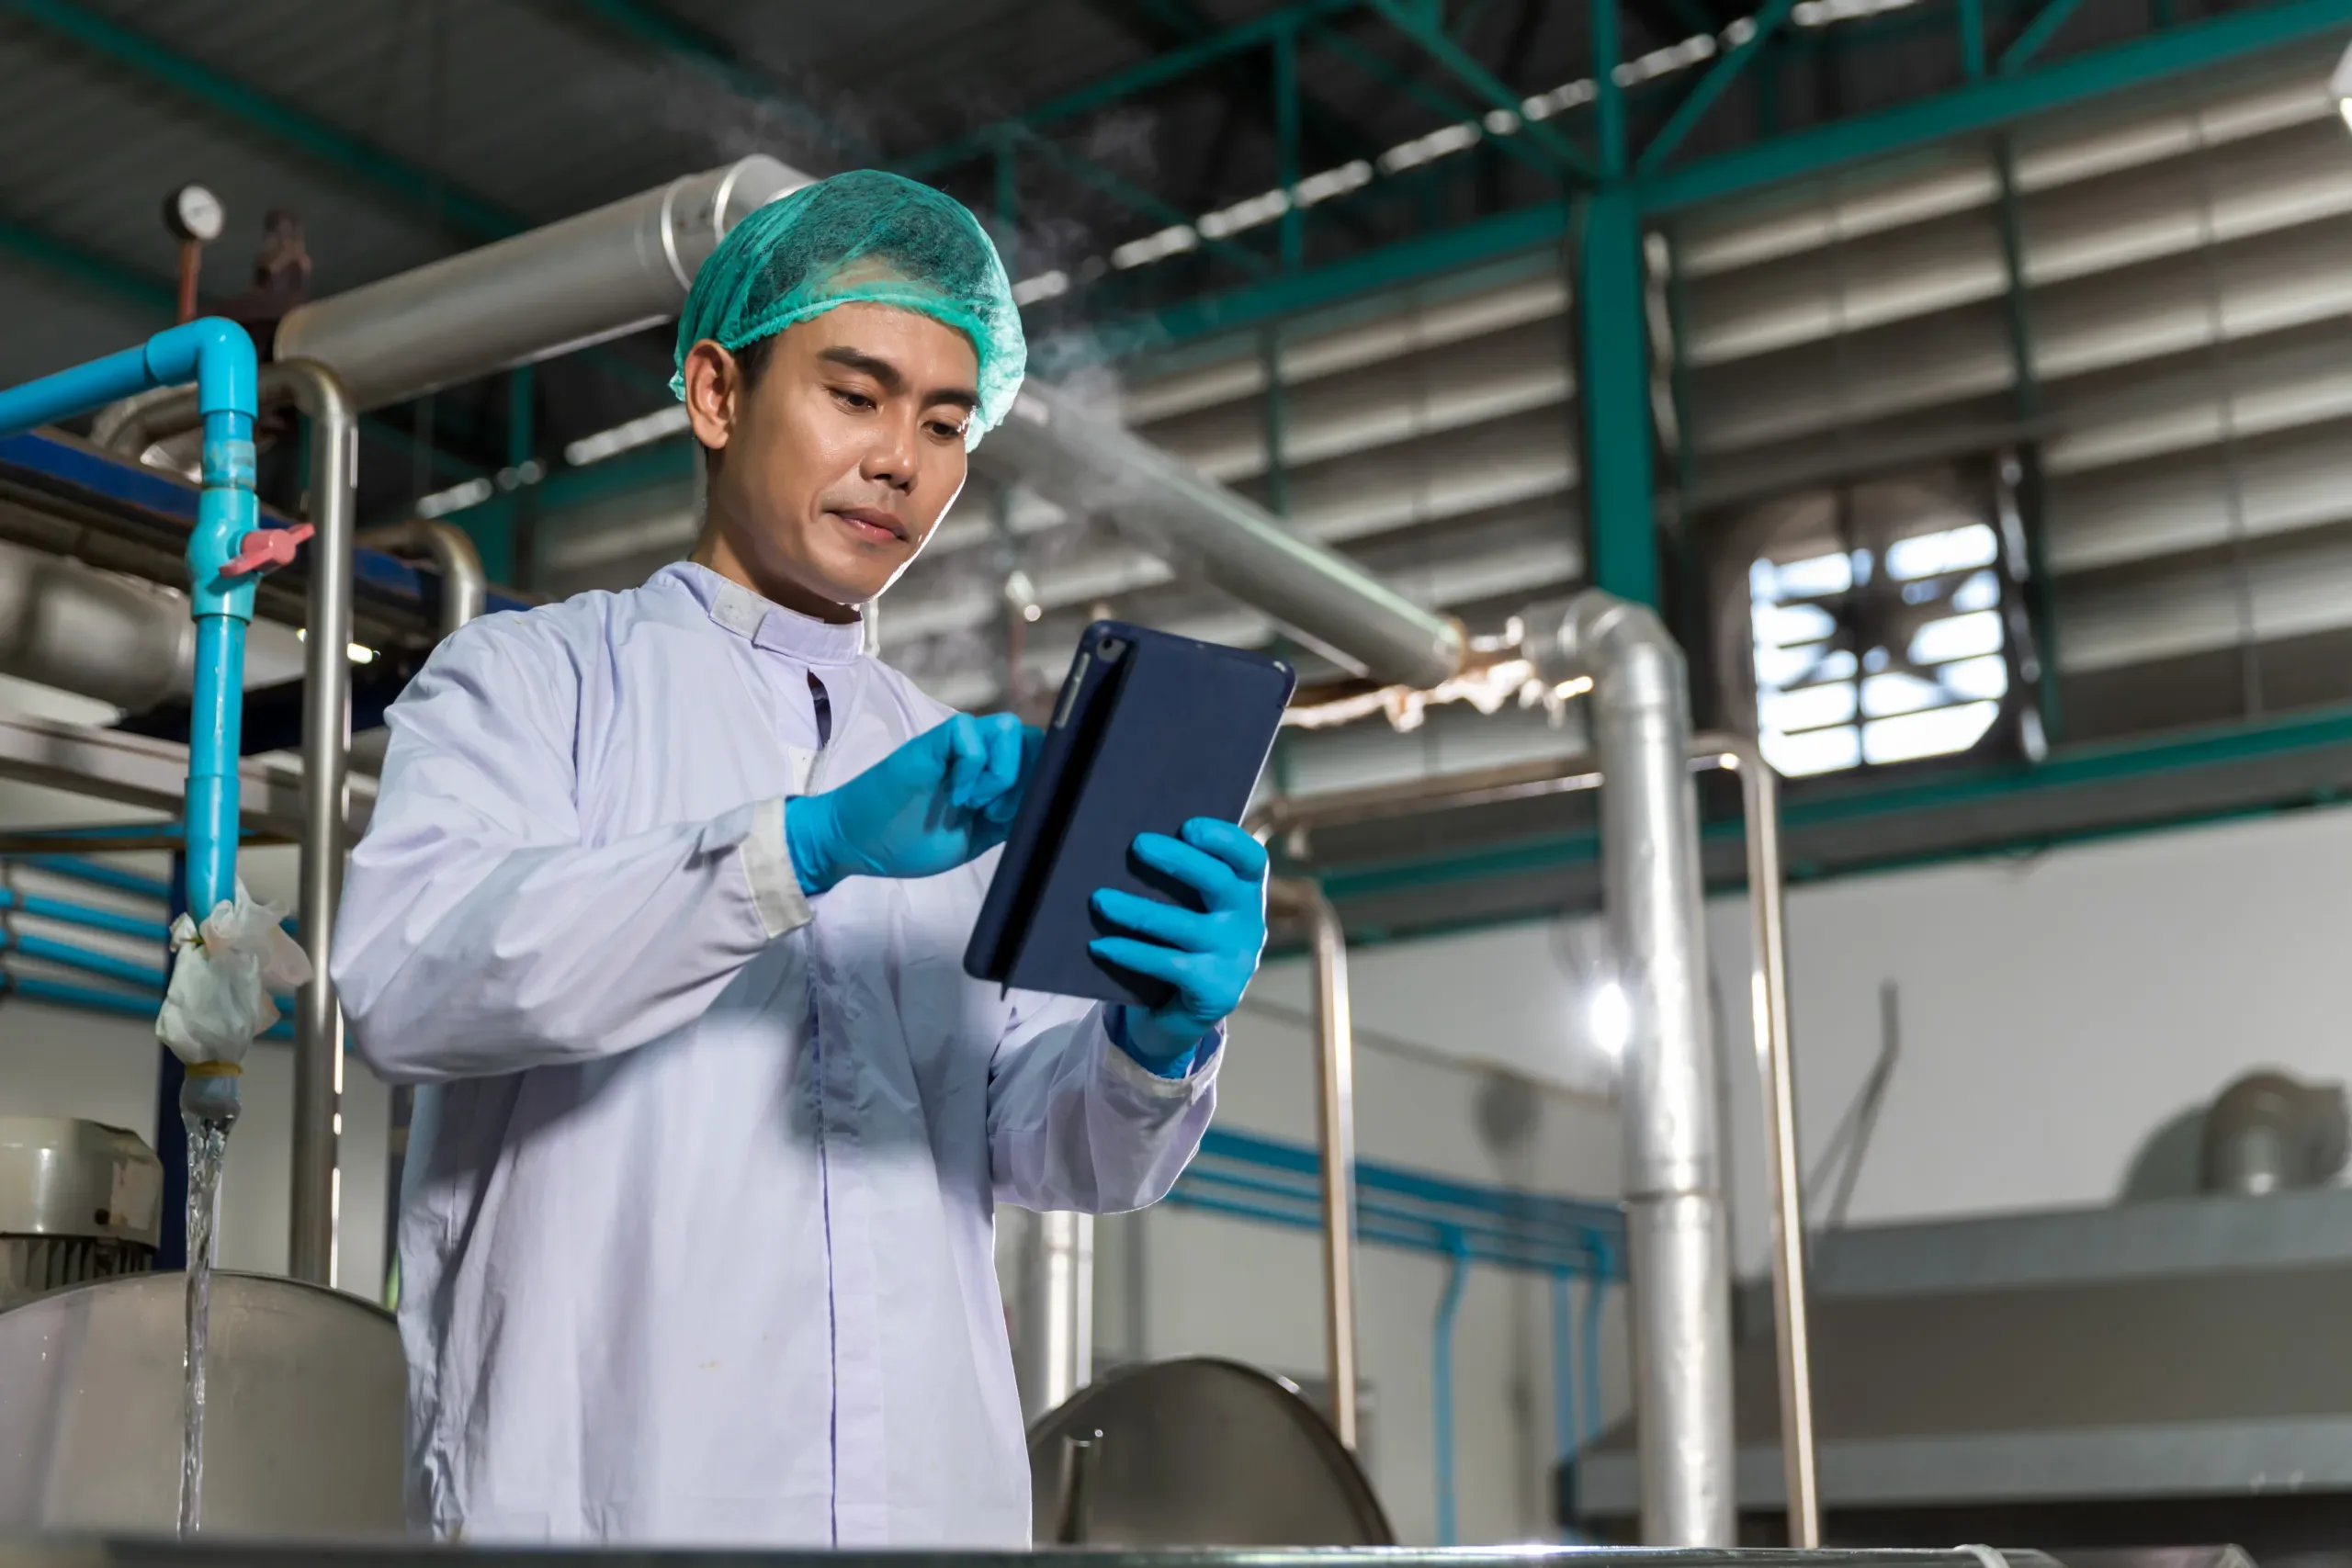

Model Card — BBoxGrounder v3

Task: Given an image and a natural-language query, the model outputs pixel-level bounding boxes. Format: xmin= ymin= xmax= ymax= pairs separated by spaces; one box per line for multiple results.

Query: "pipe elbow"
xmin=1522 ymin=589 xmax=1687 ymax=699
xmin=144 ymin=318 xmax=257 ymax=418
xmin=265 ymin=357 xmax=355 ymax=427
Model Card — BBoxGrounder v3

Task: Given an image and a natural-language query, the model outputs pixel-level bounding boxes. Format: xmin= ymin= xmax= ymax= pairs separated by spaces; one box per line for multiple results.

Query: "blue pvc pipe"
xmin=1431 ymin=1230 xmax=1471 ymax=1547
xmin=16 ymin=852 xmax=176 ymax=901
xmin=1579 ymin=1257 xmax=1608 ymax=1453
xmin=0 ymin=320 xmax=259 ymax=923
xmin=1551 ymin=1269 xmax=1577 ymax=1459
xmin=3 ymin=928 xmax=168 ymax=991
xmin=0 ymin=886 xmax=171 ymax=943
xmin=0 ymin=964 xmax=295 ymax=1042
xmin=1 ymin=970 xmax=160 ymax=1021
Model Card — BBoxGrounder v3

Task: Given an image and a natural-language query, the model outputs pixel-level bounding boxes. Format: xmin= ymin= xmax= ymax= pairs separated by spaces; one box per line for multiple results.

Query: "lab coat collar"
xmin=661 ymin=561 xmax=866 ymax=667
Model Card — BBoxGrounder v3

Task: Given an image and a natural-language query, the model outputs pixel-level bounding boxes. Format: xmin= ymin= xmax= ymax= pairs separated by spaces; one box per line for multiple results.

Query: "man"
xmin=333 ymin=171 xmax=1267 ymax=1547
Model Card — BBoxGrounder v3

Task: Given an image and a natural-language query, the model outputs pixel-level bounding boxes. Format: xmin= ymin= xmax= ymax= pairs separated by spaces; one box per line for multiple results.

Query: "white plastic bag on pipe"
xmin=155 ymin=881 xmax=312 ymax=1068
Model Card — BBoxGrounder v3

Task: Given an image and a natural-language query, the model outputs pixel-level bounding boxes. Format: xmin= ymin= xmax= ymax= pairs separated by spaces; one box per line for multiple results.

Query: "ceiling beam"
xmin=6 ymin=0 xmax=525 ymax=242
xmin=556 ymin=0 xmax=875 ymax=164
xmin=1077 ymin=0 xmax=1391 ymax=172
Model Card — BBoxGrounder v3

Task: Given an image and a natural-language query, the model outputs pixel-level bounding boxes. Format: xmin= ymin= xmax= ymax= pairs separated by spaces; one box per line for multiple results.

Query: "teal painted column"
xmin=458 ymin=365 xmax=532 ymax=586
xmin=1574 ymin=185 xmax=1659 ymax=607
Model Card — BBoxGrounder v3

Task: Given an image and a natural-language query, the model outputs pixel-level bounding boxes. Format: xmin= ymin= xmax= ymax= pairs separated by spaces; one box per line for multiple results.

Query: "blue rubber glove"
xmin=785 ymin=714 xmax=1041 ymax=895
xmin=1090 ymin=818 xmax=1270 ymax=1077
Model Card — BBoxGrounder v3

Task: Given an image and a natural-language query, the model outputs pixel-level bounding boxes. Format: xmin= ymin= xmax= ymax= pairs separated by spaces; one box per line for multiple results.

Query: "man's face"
xmin=684 ymin=300 xmax=979 ymax=615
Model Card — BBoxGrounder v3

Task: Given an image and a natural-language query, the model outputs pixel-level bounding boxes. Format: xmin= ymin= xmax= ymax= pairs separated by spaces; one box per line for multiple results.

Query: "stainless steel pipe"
xmin=1265 ymin=878 xmax=1362 ymax=1450
xmin=273 ymin=158 xmax=807 ymax=412
xmin=1039 ymin=1210 xmax=1094 ymax=1414
xmin=1524 ymin=591 xmax=1733 ymax=1546
xmin=256 ymin=154 xmax=1463 ymax=694
xmin=1254 ymin=717 xmax=1816 ymax=1542
xmin=1726 ymin=739 xmax=1819 ymax=1546
xmin=355 ymin=520 xmax=489 ymax=638
xmin=284 ymin=364 xmax=357 ymax=1290
xmin=0 ymin=538 xmax=301 ymax=709
xmin=977 ymin=380 xmax=1466 ymax=690
xmin=107 ymin=362 xmax=358 ymax=1288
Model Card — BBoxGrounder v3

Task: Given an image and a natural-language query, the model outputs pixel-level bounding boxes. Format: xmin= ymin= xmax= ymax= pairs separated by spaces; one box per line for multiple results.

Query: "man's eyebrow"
xmin=817 ymin=346 xmax=906 ymax=392
xmin=819 ymin=344 xmax=978 ymax=413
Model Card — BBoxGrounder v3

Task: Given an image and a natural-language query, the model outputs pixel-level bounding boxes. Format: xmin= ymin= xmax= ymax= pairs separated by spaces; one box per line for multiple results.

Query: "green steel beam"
xmin=1314 ymin=698 xmax=2352 ymax=907
xmin=1046 ymin=0 xmax=2343 ymax=367
xmin=1573 ymin=187 xmax=1660 ymax=605
xmin=1960 ymin=0 xmax=1988 ymax=77
xmin=1012 ymin=126 xmax=1273 ymax=274
xmin=899 ymin=0 xmax=1364 ymax=177
xmin=1277 ymin=21 xmax=1306 ymax=270
xmin=1987 ymin=138 xmax=2066 ymax=739
xmin=1639 ymin=0 xmax=1803 ymax=172
xmin=1077 ymin=0 xmax=1394 ymax=176
xmin=0 ymin=216 xmax=173 ymax=316
xmin=1595 ymin=0 xmax=1627 ymax=176
xmin=1311 ymin=25 xmax=1561 ymax=179
xmin=1364 ymin=0 xmax=1602 ymax=179
xmin=561 ymin=0 xmax=873 ymax=162
xmin=8 ymin=0 xmax=523 ymax=242
xmin=1637 ymin=0 xmax=2352 ymax=212
xmin=1997 ymin=0 xmax=2094 ymax=72
xmin=1118 ymin=200 xmax=1571 ymax=352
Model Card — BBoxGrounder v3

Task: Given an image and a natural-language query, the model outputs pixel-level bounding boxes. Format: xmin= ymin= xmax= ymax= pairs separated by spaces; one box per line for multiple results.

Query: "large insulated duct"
xmin=274 ymin=158 xmax=808 ymax=411
xmin=1525 ymin=590 xmax=1735 ymax=1547
xmin=0 ymin=538 xmax=303 ymax=709
xmin=266 ymin=157 xmax=1464 ymax=691
xmin=977 ymin=382 xmax=1465 ymax=690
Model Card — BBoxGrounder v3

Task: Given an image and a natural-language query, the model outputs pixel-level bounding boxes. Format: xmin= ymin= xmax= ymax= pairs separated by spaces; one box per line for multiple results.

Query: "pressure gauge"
xmin=164 ymin=184 xmax=225 ymax=244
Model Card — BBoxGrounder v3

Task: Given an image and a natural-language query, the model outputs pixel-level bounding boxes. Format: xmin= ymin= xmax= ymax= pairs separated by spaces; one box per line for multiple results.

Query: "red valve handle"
xmin=222 ymin=523 xmax=314 ymax=578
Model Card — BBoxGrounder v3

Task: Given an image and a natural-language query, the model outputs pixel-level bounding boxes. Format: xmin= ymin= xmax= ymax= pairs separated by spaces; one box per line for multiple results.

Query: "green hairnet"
xmin=670 ymin=170 xmax=1025 ymax=449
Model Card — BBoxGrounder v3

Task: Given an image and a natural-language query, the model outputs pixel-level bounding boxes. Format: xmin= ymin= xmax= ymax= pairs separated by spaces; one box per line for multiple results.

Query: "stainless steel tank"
xmin=1027 ymin=1357 xmax=1392 ymax=1545
xmin=0 ymin=1270 xmax=405 ymax=1537
xmin=0 ymin=1116 xmax=162 ymax=1309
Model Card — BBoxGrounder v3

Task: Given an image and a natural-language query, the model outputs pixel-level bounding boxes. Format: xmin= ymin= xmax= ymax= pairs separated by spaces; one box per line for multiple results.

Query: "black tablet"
xmin=963 ymin=621 xmax=1295 ymax=1008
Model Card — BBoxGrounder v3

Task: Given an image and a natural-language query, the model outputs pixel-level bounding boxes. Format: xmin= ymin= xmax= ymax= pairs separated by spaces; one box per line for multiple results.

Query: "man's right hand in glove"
xmin=784 ymin=713 xmax=1041 ymax=895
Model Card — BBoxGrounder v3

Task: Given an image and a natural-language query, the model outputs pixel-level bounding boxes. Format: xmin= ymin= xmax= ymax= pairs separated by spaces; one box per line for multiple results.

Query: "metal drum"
xmin=0 ymin=1270 xmax=405 ymax=1538
xmin=1026 ymin=1357 xmax=1392 ymax=1546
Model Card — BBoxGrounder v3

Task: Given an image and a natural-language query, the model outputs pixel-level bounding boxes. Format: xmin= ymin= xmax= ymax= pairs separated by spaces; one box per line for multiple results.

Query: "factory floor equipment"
xmin=1573 ymin=1188 xmax=2352 ymax=1560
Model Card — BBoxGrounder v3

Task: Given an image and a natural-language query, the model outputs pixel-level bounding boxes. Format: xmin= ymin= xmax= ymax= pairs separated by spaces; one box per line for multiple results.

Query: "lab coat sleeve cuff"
xmin=1098 ymin=1016 xmax=1223 ymax=1101
xmin=737 ymin=796 xmax=812 ymax=939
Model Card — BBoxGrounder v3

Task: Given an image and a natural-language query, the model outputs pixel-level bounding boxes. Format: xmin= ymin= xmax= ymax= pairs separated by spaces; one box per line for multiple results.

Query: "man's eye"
xmin=832 ymin=388 xmax=876 ymax=411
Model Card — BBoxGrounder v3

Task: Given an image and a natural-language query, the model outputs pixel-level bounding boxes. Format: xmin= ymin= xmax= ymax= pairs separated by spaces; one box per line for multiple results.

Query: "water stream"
xmin=177 ymin=1077 xmax=238 ymax=1537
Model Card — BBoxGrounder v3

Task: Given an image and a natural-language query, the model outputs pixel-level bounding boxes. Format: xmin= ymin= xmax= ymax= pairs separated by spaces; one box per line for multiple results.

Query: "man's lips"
xmin=831 ymin=507 xmax=908 ymax=543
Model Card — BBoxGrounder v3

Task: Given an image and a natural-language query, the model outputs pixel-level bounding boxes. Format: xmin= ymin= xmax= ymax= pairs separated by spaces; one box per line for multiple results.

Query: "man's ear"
xmin=682 ymin=340 xmax=741 ymax=455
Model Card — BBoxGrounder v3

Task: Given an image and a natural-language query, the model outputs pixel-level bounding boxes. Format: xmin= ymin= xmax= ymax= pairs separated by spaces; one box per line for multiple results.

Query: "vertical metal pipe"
xmin=1733 ymin=744 xmax=1819 ymax=1546
xmin=1580 ymin=1259 xmax=1607 ymax=1454
xmin=1529 ymin=591 xmax=1734 ymax=1546
xmin=1432 ymin=1234 xmax=1470 ymax=1546
xmin=282 ymin=362 xmax=356 ymax=1287
xmin=55 ymin=356 xmax=358 ymax=1284
xmin=1039 ymin=1209 xmax=1094 ymax=1411
xmin=1269 ymin=876 xmax=1362 ymax=1450
xmin=351 ymin=516 xmax=484 ymax=1302
xmin=1550 ymin=1269 xmax=1577 ymax=1471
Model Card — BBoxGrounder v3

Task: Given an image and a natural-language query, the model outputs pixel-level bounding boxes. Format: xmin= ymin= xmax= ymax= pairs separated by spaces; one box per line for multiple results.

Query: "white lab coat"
xmin=332 ymin=561 xmax=1218 ymax=1547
